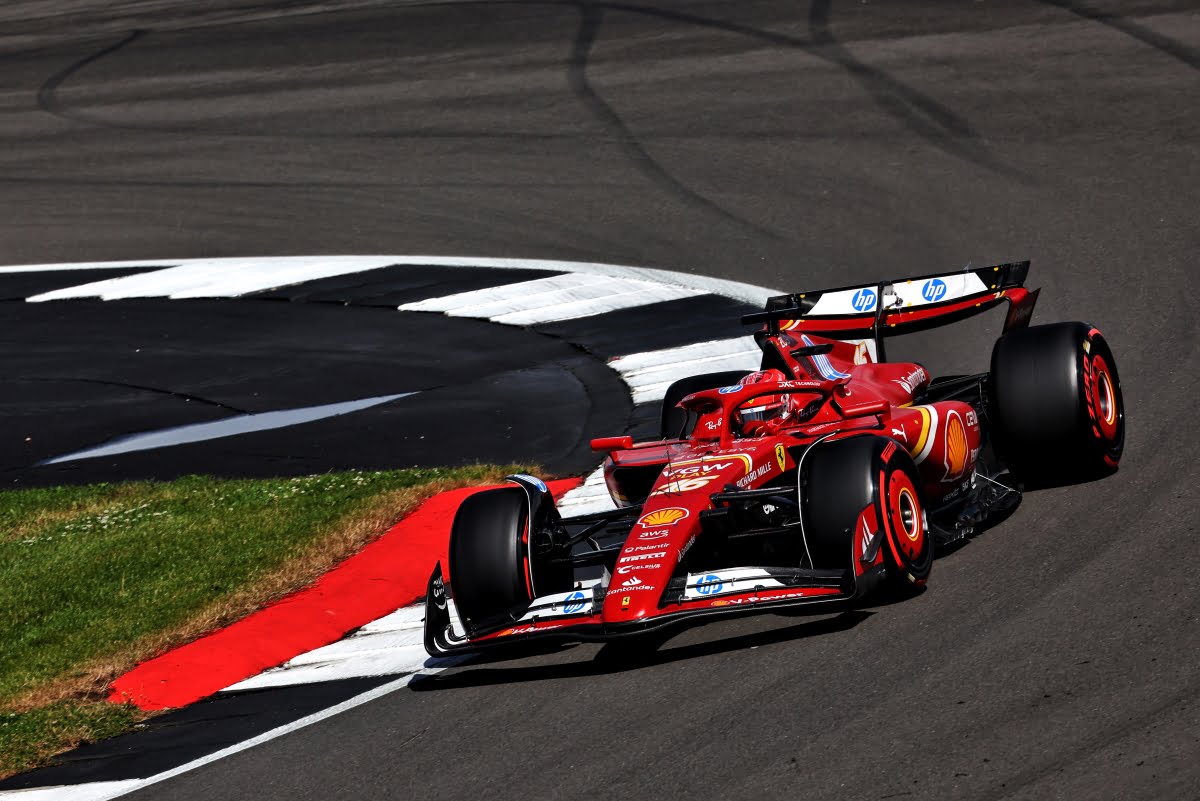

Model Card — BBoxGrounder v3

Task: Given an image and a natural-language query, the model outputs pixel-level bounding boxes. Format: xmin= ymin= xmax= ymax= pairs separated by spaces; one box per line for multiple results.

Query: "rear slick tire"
xmin=803 ymin=436 xmax=933 ymax=592
xmin=989 ymin=322 xmax=1124 ymax=488
xmin=448 ymin=486 xmax=532 ymax=623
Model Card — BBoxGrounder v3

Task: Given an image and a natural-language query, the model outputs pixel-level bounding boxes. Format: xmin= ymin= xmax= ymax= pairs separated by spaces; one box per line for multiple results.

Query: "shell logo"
xmin=944 ymin=412 xmax=967 ymax=480
xmin=638 ymin=507 xmax=689 ymax=527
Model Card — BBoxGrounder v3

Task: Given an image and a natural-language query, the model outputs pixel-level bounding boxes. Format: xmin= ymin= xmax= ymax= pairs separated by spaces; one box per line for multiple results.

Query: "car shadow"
xmin=408 ymin=609 xmax=871 ymax=691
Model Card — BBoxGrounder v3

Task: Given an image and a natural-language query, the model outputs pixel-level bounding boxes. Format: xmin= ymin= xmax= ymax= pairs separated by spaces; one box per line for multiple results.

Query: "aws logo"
xmin=637 ymin=507 xmax=689 ymax=527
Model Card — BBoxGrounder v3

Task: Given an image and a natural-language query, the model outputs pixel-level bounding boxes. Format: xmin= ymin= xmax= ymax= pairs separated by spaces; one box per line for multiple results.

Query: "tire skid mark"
xmin=566 ymin=2 xmax=782 ymax=240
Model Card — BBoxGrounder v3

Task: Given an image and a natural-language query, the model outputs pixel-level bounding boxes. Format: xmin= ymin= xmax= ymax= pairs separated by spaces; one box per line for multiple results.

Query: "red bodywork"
xmin=425 ymin=263 xmax=1038 ymax=651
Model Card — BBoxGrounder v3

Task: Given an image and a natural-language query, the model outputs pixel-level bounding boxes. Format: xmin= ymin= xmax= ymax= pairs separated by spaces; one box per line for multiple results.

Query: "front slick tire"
xmin=448 ymin=486 xmax=532 ymax=624
xmin=803 ymin=436 xmax=933 ymax=594
xmin=989 ymin=322 xmax=1125 ymax=488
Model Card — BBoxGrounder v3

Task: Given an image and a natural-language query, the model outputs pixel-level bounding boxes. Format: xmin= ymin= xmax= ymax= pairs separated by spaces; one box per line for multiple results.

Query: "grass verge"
xmin=0 ymin=464 xmax=530 ymax=778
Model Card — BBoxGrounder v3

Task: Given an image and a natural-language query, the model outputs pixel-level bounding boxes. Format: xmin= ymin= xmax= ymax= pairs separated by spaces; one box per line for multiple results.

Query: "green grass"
xmin=0 ymin=465 xmax=528 ymax=777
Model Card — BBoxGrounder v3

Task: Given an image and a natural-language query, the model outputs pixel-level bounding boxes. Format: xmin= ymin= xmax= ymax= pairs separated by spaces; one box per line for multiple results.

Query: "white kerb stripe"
xmin=609 ymin=337 xmax=762 ymax=404
xmin=555 ymin=466 xmax=618 ymax=515
xmin=13 ymin=256 xmax=780 ymax=305
xmin=400 ymin=274 xmax=704 ymax=325
xmin=27 ymin=257 xmax=402 ymax=301
xmin=0 ymin=658 xmax=465 ymax=801
xmin=222 ymin=605 xmax=435 ymax=691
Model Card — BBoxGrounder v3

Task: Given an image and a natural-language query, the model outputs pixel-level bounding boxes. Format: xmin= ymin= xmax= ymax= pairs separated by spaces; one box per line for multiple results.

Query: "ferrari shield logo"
xmin=775 ymin=444 xmax=786 ymax=471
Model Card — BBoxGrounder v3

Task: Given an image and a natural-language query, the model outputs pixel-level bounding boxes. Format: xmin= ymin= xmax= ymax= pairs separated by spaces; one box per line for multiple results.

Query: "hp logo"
xmin=921 ymin=279 xmax=948 ymax=303
xmin=696 ymin=574 xmax=724 ymax=596
xmin=563 ymin=590 xmax=586 ymax=614
xmin=851 ymin=288 xmax=876 ymax=312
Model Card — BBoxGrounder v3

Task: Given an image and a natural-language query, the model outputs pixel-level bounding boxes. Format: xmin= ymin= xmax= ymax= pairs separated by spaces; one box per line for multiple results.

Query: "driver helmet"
xmin=733 ymin=370 xmax=797 ymax=435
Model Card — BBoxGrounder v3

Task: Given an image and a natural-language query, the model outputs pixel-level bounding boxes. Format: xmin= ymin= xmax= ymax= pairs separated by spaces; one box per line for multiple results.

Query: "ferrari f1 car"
xmin=424 ymin=261 xmax=1124 ymax=655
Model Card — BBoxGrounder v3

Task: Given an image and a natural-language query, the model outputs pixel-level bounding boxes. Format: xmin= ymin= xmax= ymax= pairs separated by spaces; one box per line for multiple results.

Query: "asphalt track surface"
xmin=1 ymin=1 xmax=1198 ymax=799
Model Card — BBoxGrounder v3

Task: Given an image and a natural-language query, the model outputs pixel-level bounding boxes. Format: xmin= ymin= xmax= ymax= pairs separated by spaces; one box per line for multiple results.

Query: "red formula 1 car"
xmin=424 ymin=262 xmax=1125 ymax=655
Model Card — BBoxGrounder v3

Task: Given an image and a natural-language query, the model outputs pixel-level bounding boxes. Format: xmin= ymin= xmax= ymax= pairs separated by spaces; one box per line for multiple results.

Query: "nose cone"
xmin=601 ymin=505 xmax=694 ymax=623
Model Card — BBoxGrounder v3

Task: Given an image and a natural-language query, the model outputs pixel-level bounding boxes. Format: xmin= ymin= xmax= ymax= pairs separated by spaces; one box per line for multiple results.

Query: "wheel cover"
xmin=885 ymin=469 xmax=925 ymax=564
xmin=1088 ymin=354 xmax=1120 ymax=442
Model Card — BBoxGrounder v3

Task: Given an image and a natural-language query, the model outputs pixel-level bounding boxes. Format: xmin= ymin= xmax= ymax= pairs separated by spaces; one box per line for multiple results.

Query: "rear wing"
xmin=742 ymin=261 xmax=1038 ymax=359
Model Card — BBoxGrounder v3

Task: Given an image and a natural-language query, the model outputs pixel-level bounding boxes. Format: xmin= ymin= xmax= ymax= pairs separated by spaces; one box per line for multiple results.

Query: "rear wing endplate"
xmin=742 ymin=261 xmax=1038 ymax=358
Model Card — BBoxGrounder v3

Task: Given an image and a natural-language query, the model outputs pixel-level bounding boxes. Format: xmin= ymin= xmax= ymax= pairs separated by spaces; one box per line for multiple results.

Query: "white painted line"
xmin=8 ymin=256 xmax=778 ymax=305
xmin=40 ymin=393 xmax=417 ymax=465
xmin=27 ymin=257 xmax=401 ymax=302
xmin=0 ymin=656 xmax=464 ymax=801
xmin=0 ymin=781 xmax=142 ymax=801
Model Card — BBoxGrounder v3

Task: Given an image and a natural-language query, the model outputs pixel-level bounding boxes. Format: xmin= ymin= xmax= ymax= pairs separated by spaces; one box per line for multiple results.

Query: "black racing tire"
xmin=448 ymin=486 xmax=531 ymax=623
xmin=659 ymin=370 xmax=750 ymax=439
xmin=803 ymin=436 xmax=933 ymax=591
xmin=989 ymin=322 xmax=1124 ymax=487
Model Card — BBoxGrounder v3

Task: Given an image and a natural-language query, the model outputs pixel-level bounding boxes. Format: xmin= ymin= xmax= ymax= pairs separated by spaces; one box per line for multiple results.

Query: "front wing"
xmin=423 ymin=560 xmax=883 ymax=656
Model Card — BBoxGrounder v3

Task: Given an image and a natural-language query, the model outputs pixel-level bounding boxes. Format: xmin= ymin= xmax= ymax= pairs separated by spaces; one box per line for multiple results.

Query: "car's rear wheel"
xmin=448 ymin=487 xmax=532 ymax=623
xmin=989 ymin=322 xmax=1124 ymax=487
xmin=660 ymin=370 xmax=750 ymax=439
xmin=802 ymin=435 xmax=933 ymax=591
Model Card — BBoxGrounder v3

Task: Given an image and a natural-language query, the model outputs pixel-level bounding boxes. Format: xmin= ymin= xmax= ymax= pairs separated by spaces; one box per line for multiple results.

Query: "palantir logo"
xmin=696 ymin=574 xmax=724 ymax=595
xmin=851 ymin=288 xmax=876 ymax=312
xmin=921 ymin=279 xmax=948 ymax=303
xmin=563 ymin=590 xmax=586 ymax=614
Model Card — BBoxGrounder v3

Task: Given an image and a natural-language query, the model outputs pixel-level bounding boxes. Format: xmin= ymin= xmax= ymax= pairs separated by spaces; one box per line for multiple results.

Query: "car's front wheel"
xmin=448 ymin=487 xmax=532 ymax=623
xmin=802 ymin=435 xmax=933 ymax=592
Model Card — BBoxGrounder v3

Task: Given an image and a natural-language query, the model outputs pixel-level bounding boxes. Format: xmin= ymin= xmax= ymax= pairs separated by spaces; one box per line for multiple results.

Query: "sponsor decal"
xmin=607 ymin=583 xmax=657 ymax=595
xmin=943 ymin=410 xmax=968 ymax=481
xmin=617 ymin=562 xmax=661 ymax=574
xmin=678 ymin=533 xmax=697 ymax=560
xmin=891 ymin=422 xmax=908 ymax=443
xmin=965 ymin=410 xmax=978 ymax=428
xmin=735 ymin=461 xmax=774 ymax=488
xmin=922 ymin=278 xmax=948 ymax=303
xmin=696 ymin=574 xmax=724 ymax=596
xmin=650 ymin=474 xmax=722 ymax=496
xmin=774 ymin=443 xmax=787 ymax=471
xmin=619 ymin=551 xmax=666 ymax=563
xmin=676 ymin=453 xmax=748 ymax=472
xmin=637 ymin=508 xmax=689 ymax=527
xmin=431 ymin=576 xmax=446 ymax=610
xmin=621 ymin=576 xmax=643 ymax=587
xmin=629 ymin=543 xmax=668 ymax=552
xmin=718 ymin=385 xmax=742 ymax=394
xmin=638 ymin=529 xmax=671 ymax=541
xmin=703 ymin=418 xmax=723 ymax=431
xmin=621 ymin=596 xmax=631 ymax=608
xmin=662 ymin=462 xmax=735 ymax=478
xmin=851 ymin=288 xmax=877 ymax=312
xmin=563 ymin=590 xmax=587 ymax=614
xmin=893 ymin=366 xmax=927 ymax=394
xmin=499 ymin=626 xmax=538 ymax=637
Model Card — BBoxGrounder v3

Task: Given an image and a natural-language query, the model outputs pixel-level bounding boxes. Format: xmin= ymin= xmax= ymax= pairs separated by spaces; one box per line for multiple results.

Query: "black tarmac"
xmin=1 ymin=1 xmax=1198 ymax=799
